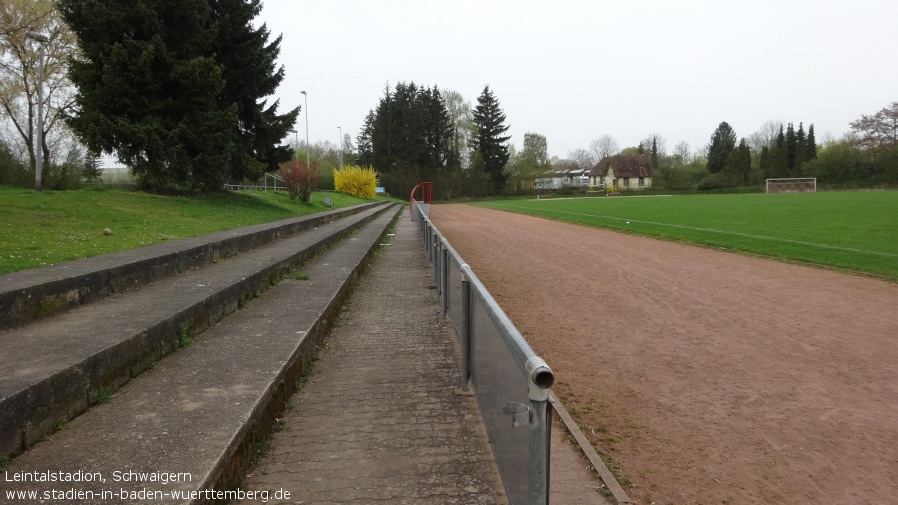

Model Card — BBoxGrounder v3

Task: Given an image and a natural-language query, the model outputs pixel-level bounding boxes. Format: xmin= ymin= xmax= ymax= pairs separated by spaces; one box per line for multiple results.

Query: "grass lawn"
xmin=0 ymin=186 xmax=399 ymax=274
xmin=477 ymin=192 xmax=898 ymax=280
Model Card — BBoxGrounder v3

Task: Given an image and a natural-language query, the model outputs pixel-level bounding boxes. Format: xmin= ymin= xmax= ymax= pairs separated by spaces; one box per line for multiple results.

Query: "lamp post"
xmin=288 ymin=129 xmax=298 ymax=158
xmin=337 ymin=126 xmax=343 ymax=168
xmin=300 ymin=91 xmax=309 ymax=167
xmin=27 ymin=32 xmax=48 ymax=192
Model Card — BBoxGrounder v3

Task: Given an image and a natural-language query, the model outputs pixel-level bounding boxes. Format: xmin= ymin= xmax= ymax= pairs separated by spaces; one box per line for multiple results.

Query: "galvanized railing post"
xmin=435 ymin=241 xmax=442 ymax=287
xmin=424 ymin=220 xmax=429 ymax=259
xmin=429 ymin=226 xmax=435 ymax=264
xmin=526 ymin=357 xmax=553 ymax=505
xmin=441 ymin=248 xmax=449 ymax=315
xmin=459 ymin=276 xmax=471 ymax=391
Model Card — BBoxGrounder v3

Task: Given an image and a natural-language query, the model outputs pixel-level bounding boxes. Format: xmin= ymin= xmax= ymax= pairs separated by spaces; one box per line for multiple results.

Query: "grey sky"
xmin=262 ymin=0 xmax=896 ymax=159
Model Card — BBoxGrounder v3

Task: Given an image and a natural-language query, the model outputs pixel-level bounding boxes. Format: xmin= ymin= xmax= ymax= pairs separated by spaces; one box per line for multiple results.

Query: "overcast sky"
xmin=260 ymin=0 xmax=896 ymax=159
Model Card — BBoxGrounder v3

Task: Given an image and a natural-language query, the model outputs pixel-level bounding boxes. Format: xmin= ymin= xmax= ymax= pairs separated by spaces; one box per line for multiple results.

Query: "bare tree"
xmin=641 ymin=133 xmax=667 ymax=157
xmin=589 ymin=134 xmax=619 ymax=162
xmin=819 ymin=130 xmax=838 ymax=148
xmin=748 ymin=120 xmax=782 ymax=153
xmin=672 ymin=140 xmax=692 ymax=167
xmin=0 ymin=0 xmax=79 ymax=174
xmin=442 ymin=88 xmax=474 ymax=169
xmin=850 ymin=102 xmax=898 ymax=152
xmin=566 ymin=148 xmax=596 ymax=171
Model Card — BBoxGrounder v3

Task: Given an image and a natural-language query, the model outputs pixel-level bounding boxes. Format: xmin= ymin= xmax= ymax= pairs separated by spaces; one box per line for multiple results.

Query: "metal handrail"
xmin=413 ymin=200 xmax=554 ymax=505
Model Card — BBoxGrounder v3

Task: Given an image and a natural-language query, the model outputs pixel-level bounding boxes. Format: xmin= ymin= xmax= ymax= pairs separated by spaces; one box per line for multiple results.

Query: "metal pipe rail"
xmin=412 ymin=200 xmax=554 ymax=505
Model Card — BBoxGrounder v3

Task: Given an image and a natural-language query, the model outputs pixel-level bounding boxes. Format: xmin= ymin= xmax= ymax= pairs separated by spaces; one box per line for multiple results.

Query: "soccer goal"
xmin=765 ymin=178 xmax=817 ymax=193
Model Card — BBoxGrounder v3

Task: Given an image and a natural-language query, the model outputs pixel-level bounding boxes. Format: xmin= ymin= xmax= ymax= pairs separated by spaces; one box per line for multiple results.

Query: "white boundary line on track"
xmin=484 ymin=203 xmax=898 ymax=259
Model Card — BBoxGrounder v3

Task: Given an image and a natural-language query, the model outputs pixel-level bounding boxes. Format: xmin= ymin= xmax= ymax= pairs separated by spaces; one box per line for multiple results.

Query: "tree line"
xmin=356 ymin=85 xmax=897 ymax=198
xmin=1 ymin=0 xmax=297 ymax=192
xmin=676 ymin=103 xmax=896 ymax=191
xmin=3 ymin=0 xmax=893 ymax=196
xmin=356 ymin=82 xmax=512 ymax=199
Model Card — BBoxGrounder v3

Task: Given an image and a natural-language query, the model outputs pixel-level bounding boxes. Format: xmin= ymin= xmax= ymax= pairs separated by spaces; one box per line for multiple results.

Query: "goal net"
xmin=765 ymin=178 xmax=817 ymax=194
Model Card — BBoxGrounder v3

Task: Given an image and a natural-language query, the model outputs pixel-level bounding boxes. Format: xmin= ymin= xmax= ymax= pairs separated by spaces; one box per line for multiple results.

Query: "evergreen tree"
xmin=59 ymin=0 xmax=237 ymax=192
xmin=794 ymin=123 xmax=807 ymax=172
xmin=770 ymin=125 xmax=788 ymax=177
xmin=735 ymin=138 xmax=751 ymax=184
xmin=356 ymin=109 xmax=375 ymax=166
xmin=388 ymin=81 xmax=427 ymax=168
xmin=472 ymin=85 xmax=511 ymax=195
xmin=210 ymin=0 xmax=298 ymax=181
xmin=370 ymin=85 xmax=394 ymax=172
xmin=806 ymin=124 xmax=817 ymax=161
xmin=363 ymin=81 xmax=457 ymax=196
xmin=707 ymin=121 xmax=737 ymax=173
xmin=637 ymin=142 xmax=645 ymax=155
xmin=422 ymin=85 xmax=454 ymax=170
xmin=650 ymin=136 xmax=659 ymax=170
xmin=785 ymin=122 xmax=796 ymax=174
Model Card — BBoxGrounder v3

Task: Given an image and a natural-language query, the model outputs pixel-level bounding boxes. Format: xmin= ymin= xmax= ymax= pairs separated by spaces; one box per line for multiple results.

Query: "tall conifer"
xmin=472 ymin=85 xmax=511 ymax=195
xmin=794 ymin=123 xmax=807 ymax=172
xmin=210 ymin=0 xmax=299 ymax=181
xmin=785 ymin=122 xmax=797 ymax=173
xmin=707 ymin=121 xmax=737 ymax=174
xmin=59 ymin=0 xmax=236 ymax=191
xmin=806 ymin=124 xmax=817 ymax=160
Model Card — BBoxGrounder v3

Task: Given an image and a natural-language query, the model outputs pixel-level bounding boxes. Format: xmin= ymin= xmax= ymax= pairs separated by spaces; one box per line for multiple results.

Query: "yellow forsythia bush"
xmin=334 ymin=165 xmax=377 ymax=199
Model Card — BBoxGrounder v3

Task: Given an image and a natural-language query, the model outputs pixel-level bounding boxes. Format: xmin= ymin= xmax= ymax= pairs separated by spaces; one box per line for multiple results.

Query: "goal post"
xmin=765 ymin=178 xmax=817 ymax=194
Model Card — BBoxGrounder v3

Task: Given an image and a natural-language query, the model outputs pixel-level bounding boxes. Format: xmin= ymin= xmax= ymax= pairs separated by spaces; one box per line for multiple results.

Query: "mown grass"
xmin=477 ymin=191 xmax=898 ymax=280
xmin=0 ymin=186 xmax=399 ymax=274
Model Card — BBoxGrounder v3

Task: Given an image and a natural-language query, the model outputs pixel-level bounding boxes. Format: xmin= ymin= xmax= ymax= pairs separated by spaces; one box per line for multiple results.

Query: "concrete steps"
xmin=0 ymin=202 xmax=398 ymax=467
xmin=0 ymin=202 xmax=385 ymax=331
xmin=2 ymin=206 xmax=400 ymax=504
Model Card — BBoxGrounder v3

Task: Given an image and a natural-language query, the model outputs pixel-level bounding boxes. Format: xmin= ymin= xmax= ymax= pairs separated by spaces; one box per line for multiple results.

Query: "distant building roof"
xmin=589 ymin=154 xmax=655 ymax=179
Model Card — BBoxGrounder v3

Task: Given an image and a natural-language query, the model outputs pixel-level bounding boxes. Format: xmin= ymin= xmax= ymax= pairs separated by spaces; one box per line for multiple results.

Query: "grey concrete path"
xmin=238 ymin=216 xmax=610 ymax=504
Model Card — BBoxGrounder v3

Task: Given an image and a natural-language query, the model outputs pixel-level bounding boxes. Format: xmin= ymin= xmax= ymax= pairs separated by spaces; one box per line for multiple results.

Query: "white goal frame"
xmin=765 ymin=178 xmax=817 ymax=194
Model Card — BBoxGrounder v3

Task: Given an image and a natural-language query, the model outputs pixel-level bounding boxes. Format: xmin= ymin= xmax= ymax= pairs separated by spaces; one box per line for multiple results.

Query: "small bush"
xmin=697 ymin=172 xmax=730 ymax=190
xmin=334 ymin=165 xmax=376 ymax=199
xmin=316 ymin=161 xmax=335 ymax=191
xmin=279 ymin=159 xmax=319 ymax=202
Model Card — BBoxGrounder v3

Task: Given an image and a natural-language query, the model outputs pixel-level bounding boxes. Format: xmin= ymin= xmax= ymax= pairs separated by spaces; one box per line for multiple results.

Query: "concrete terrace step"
xmin=0 ymin=202 xmax=386 ymax=331
xmin=0 ymin=207 xmax=400 ymax=504
xmin=0 ymin=203 xmax=397 ymax=458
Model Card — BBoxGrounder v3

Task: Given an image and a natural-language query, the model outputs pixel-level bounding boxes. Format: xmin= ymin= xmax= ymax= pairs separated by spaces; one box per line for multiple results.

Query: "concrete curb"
xmin=551 ymin=393 xmax=632 ymax=503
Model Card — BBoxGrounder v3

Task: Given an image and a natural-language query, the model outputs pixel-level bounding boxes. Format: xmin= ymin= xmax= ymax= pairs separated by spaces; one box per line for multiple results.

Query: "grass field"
xmin=477 ymin=191 xmax=898 ymax=280
xmin=0 ymin=186 xmax=397 ymax=275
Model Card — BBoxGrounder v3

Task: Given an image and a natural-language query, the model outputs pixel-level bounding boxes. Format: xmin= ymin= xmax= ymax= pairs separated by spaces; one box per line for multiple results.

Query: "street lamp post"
xmin=27 ymin=32 xmax=48 ymax=192
xmin=337 ymin=126 xmax=343 ymax=168
xmin=288 ymin=129 xmax=298 ymax=157
xmin=300 ymin=91 xmax=310 ymax=167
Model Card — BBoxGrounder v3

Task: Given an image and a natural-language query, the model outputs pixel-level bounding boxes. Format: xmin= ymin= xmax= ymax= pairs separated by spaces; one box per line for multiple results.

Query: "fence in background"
xmin=225 ymin=172 xmax=287 ymax=191
xmin=413 ymin=200 xmax=555 ymax=505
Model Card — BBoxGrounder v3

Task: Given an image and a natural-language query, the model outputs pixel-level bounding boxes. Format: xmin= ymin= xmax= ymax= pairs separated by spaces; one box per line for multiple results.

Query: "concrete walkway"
xmin=238 ymin=216 xmax=609 ymax=504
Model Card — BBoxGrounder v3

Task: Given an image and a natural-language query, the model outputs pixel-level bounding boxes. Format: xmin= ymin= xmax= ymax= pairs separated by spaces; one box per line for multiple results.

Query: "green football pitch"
xmin=477 ymin=192 xmax=898 ymax=281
